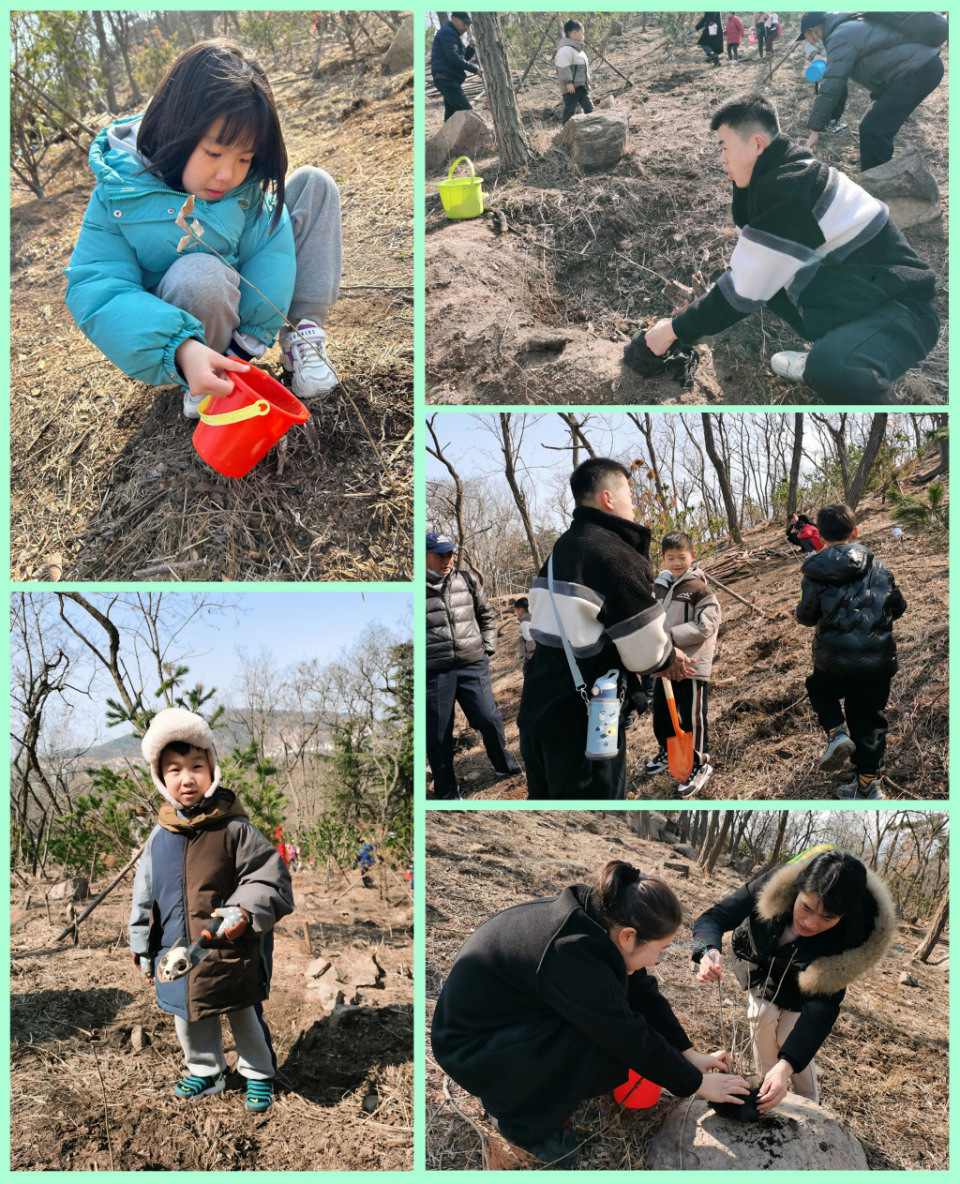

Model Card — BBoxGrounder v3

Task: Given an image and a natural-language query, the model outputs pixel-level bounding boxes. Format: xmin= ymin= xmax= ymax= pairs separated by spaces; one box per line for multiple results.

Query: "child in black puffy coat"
xmin=796 ymin=503 xmax=906 ymax=799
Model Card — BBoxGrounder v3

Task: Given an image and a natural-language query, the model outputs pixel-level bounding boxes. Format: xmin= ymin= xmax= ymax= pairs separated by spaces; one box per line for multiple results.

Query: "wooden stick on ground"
xmin=515 ymin=13 xmax=557 ymax=92
xmin=702 ymin=570 xmax=767 ymax=616
xmin=54 ymin=844 xmax=145 ymax=943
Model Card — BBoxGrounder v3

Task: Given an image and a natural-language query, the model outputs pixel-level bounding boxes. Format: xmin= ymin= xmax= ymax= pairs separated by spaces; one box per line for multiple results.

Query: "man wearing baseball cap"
xmin=426 ymin=532 xmax=521 ymax=799
xmin=430 ymin=13 xmax=483 ymax=122
xmin=797 ymin=12 xmax=945 ymax=171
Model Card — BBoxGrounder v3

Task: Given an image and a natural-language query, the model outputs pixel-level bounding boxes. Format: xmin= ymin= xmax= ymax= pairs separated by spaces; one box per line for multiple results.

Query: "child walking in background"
xmin=66 ymin=38 xmax=342 ymax=419
xmin=726 ymin=13 xmax=745 ymax=61
xmin=131 ymin=708 xmax=294 ymax=1111
xmin=796 ymin=503 xmax=907 ymax=800
xmin=645 ymin=532 xmax=721 ymax=797
xmin=512 ymin=597 xmax=535 ymax=673
xmin=555 ymin=20 xmax=594 ymax=123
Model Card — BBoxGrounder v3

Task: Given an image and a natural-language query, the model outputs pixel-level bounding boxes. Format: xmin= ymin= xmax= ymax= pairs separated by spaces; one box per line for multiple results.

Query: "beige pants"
xmin=746 ymin=990 xmax=820 ymax=1102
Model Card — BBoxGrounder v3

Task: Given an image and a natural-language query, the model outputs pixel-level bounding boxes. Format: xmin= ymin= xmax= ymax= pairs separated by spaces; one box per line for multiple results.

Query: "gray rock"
xmin=663 ymin=860 xmax=690 ymax=879
xmin=856 ymin=146 xmax=942 ymax=229
xmin=554 ymin=110 xmax=629 ymax=170
xmin=49 ymin=877 xmax=89 ymax=902
xmin=647 ymin=1095 xmax=868 ymax=1170
xmin=130 ymin=1025 xmax=147 ymax=1052
xmin=899 ymin=971 xmax=920 ymax=987
xmin=582 ymin=820 xmax=602 ymax=834
xmin=308 ymin=981 xmax=344 ymax=1012
xmin=349 ymin=954 xmax=383 ymax=988
xmin=597 ymin=95 xmax=616 ymax=109
xmin=382 ymin=15 xmax=415 ymax=74
xmin=671 ymin=843 xmax=699 ymax=860
xmin=426 ymin=111 xmax=495 ymax=175
xmin=305 ymin=957 xmax=333 ymax=980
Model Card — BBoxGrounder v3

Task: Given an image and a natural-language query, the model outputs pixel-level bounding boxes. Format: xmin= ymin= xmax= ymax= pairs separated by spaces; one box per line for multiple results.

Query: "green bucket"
xmin=437 ymin=156 xmax=486 ymax=220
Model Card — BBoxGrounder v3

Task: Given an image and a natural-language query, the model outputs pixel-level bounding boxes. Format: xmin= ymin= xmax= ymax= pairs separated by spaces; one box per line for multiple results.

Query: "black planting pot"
xmin=710 ymin=1087 xmax=764 ymax=1123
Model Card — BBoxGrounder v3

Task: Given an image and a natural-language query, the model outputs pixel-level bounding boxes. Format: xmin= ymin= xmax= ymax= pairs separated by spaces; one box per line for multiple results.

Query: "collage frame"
xmin=3 ymin=2 xmax=956 ymax=1180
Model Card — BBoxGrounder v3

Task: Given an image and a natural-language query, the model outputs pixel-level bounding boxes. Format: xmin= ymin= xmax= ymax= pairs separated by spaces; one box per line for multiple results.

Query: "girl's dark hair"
xmin=593 ymin=860 xmax=682 ymax=939
xmin=137 ymin=38 xmax=287 ymax=227
xmin=795 ymin=850 xmax=867 ymax=917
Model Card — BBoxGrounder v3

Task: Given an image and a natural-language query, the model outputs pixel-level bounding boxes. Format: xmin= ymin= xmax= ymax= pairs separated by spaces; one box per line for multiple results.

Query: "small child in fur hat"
xmin=130 ymin=707 xmax=294 ymax=1111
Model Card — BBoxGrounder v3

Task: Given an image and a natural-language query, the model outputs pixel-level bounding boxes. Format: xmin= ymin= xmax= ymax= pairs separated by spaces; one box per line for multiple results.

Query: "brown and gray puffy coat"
xmin=692 ymin=857 xmax=897 ymax=1072
xmin=426 ymin=570 xmax=497 ymax=672
xmin=653 ymin=566 xmax=721 ymax=680
xmin=130 ymin=789 xmax=294 ymax=1023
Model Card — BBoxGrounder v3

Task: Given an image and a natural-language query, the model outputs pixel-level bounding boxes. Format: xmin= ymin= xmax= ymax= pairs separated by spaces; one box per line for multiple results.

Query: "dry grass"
xmin=11 ymin=31 xmax=413 ymax=582
xmin=424 ymin=811 xmax=949 ymax=1171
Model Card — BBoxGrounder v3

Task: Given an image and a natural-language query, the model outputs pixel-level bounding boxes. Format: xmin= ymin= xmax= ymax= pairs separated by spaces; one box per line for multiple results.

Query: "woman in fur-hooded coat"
xmin=692 ymin=849 xmax=896 ymax=1103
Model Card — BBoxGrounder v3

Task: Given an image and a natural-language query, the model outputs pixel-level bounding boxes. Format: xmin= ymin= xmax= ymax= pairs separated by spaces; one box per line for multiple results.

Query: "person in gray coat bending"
xmin=798 ymin=11 xmax=945 ymax=170
xmin=426 ymin=533 xmax=521 ymax=799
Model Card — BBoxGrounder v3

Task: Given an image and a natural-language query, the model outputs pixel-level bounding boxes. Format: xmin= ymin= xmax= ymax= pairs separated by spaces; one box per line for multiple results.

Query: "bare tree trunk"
xmin=758 ymin=812 xmax=789 ymax=873
xmin=105 ymin=12 xmax=143 ymax=106
xmin=786 ymin=413 xmax=804 ymax=517
xmin=702 ymin=813 xmax=734 ymax=875
xmin=426 ymin=416 xmax=467 ymax=557
xmin=911 ymin=891 xmax=947 ymax=964
xmin=846 ymin=414 xmax=889 ymax=510
xmin=471 ymin=12 xmax=535 ymax=171
xmin=924 ymin=413 xmax=949 ymax=479
xmin=701 ymin=414 xmax=743 ymax=543
xmin=698 ymin=812 xmax=719 ymax=866
xmin=497 ymin=413 xmax=544 ymax=570
xmin=92 ymin=12 xmax=118 ymax=113
xmin=628 ymin=413 xmax=670 ymax=509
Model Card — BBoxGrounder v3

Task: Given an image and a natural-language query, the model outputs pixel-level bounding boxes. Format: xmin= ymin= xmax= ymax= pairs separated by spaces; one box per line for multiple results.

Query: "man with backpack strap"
xmin=426 ymin=533 xmax=521 ymax=799
xmin=798 ymin=11 xmax=946 ymax=170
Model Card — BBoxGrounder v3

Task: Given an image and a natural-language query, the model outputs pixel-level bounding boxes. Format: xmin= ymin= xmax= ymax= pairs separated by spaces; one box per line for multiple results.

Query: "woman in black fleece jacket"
xmin=692 ymin=849 xmax=896 ymax=1111
xmin=432 ymin=861 xmax=749 ymax=1168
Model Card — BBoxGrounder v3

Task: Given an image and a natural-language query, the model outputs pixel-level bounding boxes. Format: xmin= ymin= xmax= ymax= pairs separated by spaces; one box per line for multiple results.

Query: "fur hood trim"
xmin=755 ymin=858 xmax=898 ymax=995
xmin=141 ymin=708 xmax=222 ymax=806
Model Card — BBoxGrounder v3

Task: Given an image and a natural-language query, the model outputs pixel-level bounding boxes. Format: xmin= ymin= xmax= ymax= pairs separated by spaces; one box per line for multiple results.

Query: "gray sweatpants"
xmin=155 ymin=165 xmax=342 ymax=353
xmin=174 ymin=1004 xmax=276 ymax=1081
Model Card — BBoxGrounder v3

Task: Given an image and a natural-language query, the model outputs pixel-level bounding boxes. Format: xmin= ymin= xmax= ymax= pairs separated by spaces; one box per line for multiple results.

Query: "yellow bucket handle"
xmin=198 ymin=397 xmax=272 ymax=426
xmin=447 ymin=155 xmax=477 ymax=181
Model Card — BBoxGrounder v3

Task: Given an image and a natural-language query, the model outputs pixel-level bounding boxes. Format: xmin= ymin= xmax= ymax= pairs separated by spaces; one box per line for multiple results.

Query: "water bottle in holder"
xmin=586 ymin=669 xmax=622 ymax=761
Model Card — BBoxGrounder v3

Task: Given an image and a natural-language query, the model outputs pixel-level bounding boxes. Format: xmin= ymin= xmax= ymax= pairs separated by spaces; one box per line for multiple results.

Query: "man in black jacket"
xmin=518 ymin=458 xmax=693 ymax=800
xmin=797 ymin=503 xmax=906 ymax=800
xmin=430 ymin=12 xmax=483 ymax=122
xmin=426 ymin=532 xmax=520 ymax=799
xmin=642 ymin=93 xmax=939 ymax=405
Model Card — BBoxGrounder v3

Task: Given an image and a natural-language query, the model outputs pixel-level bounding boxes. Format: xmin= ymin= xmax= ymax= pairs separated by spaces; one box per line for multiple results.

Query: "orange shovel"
xmin=663 ymin=679 xmax=694 ymax=782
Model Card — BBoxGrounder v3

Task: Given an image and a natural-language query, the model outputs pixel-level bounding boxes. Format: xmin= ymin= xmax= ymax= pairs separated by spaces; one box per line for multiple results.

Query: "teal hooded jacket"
xmin=65 ymin=115 xmax=295 ymax=389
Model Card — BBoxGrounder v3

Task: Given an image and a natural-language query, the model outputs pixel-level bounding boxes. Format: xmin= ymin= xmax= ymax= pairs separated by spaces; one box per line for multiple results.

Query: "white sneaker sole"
xmin=819 ymin=735 xmax=856 ymax=772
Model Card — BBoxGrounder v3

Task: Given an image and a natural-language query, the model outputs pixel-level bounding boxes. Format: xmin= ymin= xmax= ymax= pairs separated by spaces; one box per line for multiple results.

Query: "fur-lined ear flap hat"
xmin=141 ymin=708 xmax=222 ymax=807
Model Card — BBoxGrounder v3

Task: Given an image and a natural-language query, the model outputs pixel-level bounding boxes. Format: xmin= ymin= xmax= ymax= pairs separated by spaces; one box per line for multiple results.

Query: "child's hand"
xmin=134 ymin=953 xmax=154 ymax=982
xmin=175 ymin=338 xmax=250 ymax=400
xmin=212 ymin=906 xmax=249 ymax=942
xmin=566 ymin=83 xmax=576 ymax=94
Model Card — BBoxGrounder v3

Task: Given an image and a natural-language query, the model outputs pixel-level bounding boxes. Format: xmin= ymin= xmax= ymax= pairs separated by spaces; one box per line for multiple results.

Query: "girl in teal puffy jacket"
xmin=66 ymin=39 xmax=342 ymax=416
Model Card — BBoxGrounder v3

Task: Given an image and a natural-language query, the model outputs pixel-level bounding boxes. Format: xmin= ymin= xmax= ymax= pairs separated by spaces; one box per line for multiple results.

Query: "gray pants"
xmin=174 ymin=1004 xmax=276 ymax=1081
xmin=155 ymin=165 xmax=342 ymax=352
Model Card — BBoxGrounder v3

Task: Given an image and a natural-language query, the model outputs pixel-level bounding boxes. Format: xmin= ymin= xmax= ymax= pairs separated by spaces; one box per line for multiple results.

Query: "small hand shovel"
xmin=156 ymin=914 xmax=225 ymax=983
xmin=663 ymin=679 xmax=694 ymax=783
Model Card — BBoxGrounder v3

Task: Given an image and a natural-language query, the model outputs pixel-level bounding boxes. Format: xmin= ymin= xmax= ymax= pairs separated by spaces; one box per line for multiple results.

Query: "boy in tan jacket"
xmin=644 ymin=532 xmax=721 ymax=796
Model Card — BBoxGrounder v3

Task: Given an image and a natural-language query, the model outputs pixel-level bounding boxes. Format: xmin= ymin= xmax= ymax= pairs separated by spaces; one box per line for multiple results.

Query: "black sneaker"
xmin=495 ymin=1118 xmax=582 ymax=1170
xmin=645 ymin=747 xmax=669 ymax=775
xmin=433 ymin=784 xmax=463 ymax=800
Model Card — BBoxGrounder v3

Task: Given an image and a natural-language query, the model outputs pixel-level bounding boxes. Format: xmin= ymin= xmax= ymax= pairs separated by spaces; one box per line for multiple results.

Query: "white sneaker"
xmin=771 ymin=350 xmax=809 ymax=381
xmin=280 ymin=320 xmax=339 ymax=400
xmin=183 ymin=391 xmax=204 ymax=419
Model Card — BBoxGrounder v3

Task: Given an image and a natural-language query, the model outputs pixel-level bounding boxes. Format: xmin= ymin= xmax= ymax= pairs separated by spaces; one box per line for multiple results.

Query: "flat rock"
xmin=553 ymin=110 xmax=629 ymax=170
xmin=899 ymin=971 xmax=920 ymax=987
xmin=349 ymin=954 xmax=383 ymax=988
xmin=856 ymin=146 xmax=942 ymax=230
xmin=307 ymin=981 xmax=344 ymax=1011
xmin=305 ymin=957 xmax=333 ymax=980
xmin=671 ymin=843 xmax=699 ymax=860
xmin=647 ymin=1094 xmax=868 ymax=1170
xmin=382 ymin=15 xmax=415 ymax=74
xmin=426 ymin=110 xmax=495 ymax=176
xmin=663 ymin=860 xmax=690 ymax=878
xmin=49 ymin=877 xmax=89 ymax=901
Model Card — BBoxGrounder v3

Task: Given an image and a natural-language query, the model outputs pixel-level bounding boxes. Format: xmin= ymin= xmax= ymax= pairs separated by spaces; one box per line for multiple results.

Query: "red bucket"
xmin=613 ymin=1070 xmax=662 ymax=1109
xmin=192 ymin=365 xmax=309 ymax=478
